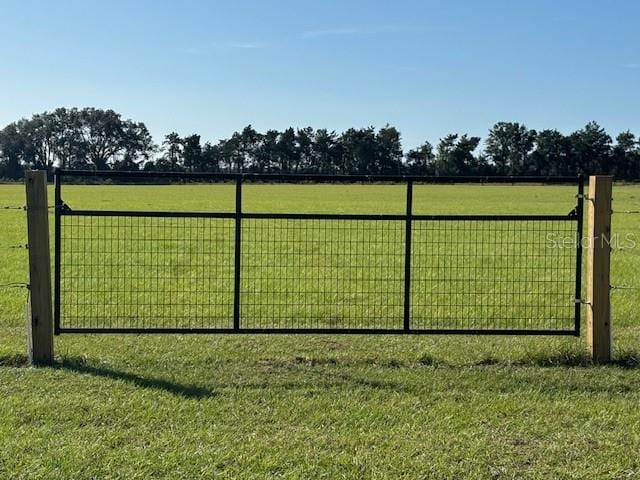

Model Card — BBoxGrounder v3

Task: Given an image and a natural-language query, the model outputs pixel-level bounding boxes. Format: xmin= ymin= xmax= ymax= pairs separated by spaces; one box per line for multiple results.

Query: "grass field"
xmin=1 ymin=182 xmax=640 ymax=479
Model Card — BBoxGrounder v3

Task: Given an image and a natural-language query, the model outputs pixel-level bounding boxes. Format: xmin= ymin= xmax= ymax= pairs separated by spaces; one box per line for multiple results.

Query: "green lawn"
xmin=1 ymin=182 xmax=639 ymax=479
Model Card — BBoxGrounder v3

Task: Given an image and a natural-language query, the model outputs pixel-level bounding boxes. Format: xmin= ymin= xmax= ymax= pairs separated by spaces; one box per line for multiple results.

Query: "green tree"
xmin=0 ymin=123 xmax=25 ymax=178
xmin=253 ymin=130 xmax=279 ymax=172
xmin=339 ymin=127 xmax=377 ymax=174
xmin=0 ymin=107 xmax=154 ymax=174
xmin=200 ymin=142 xmax=221 ymax=172
xmin=405 ymin=141 xmax=435 ymax=175
xmin=485 ymin=122 xmax=536 ymax=175
xmin=435 ymin=134 xmax=481 ymax=175
xmin=182 ymin=134 xmax=202 ymax=172
xmin=276 ymin=128 xmax=298 ymax=173
xmin=569 ymin=121 xmax=612 ymax=174
xmin=612 ymin=131 xmax=639 ymax=179
xmin=72 ymin=108 xmax=154 ymax=169
xmin=376 ymin=125 xmax=403 ymax=174
xmin=310 ymin=129 xmax=340 ymax=173
xmin=161 ymin=132 xmax=184 ymax=171
xmin=238 ymin=125 xmax=261 ymax=171
xmin=530 ymin=129 xmax=573 ymax=175
xmin=295 ymin=127 xmax=314 ymax=172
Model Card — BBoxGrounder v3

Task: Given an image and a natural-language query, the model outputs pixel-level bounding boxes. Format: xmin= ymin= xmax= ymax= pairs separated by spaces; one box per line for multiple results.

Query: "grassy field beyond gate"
xmin=1 ymin=182 xmax=640 ymax=479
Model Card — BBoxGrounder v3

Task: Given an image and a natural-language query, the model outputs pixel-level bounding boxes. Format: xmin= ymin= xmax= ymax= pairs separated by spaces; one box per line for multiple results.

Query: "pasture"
xmin=1 ymin=182 xmax=640 ymax=479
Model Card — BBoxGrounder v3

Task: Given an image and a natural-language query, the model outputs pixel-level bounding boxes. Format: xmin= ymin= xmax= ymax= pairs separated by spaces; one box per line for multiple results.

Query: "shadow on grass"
xmin=259 ymin=350 xmax=634 ymax=370
xmin=2 ymin=349 xmax=638 ymax=400
xmin=57 ymin=357 xmax=216 ymax=399
xmin=2 ymin=349 xmax=639 ymax=373
xmin=509 ymin=349 xmax=640 ymax=369
xmin=0 ymin=353 xmax=28 ymax=367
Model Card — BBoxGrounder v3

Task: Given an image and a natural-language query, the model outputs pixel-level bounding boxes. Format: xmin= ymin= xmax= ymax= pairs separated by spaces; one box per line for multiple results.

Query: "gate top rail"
xmin=55 ymin=169 xmax=582 ymax=185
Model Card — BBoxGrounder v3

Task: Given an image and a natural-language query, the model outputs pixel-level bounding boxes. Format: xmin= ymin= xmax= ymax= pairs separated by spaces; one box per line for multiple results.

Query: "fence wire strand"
xmin=0 ymin=282 xmax=29 ymax=289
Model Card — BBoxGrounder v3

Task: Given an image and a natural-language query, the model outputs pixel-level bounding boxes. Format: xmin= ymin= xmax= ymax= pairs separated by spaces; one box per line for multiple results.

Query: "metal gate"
xmin=53 ymin=170 xmax=584 ymax=335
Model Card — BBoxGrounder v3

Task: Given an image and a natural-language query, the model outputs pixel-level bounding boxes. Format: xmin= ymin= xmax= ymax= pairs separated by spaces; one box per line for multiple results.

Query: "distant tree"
xmin=0 ymin=123 xmax=25 ymax=178
xmin=376 ymin=125 xmax=403 ymax=174
xmin=310 ymin=129 xmax=340 ymax=173
xmin=340 ymin=127 xmax=378 ymax=174
xmin=295 ymin=127 xmax=314 ymax=172
xmin=253 ymin=129 xmax=279 ymax=172
xmin=13 ymin=114 xmax=59 ymax=171
xmin=237 ymin=125 xmax=261 ymax=171
xmin=2 ymin=108 xmax=640 ymax=180
xmin=161 ymin=132 xmax=183 ymax=170
xmin=0 ymin=107 xmax=154 ymax=175
xmin=182 ymin=134 xmax=202 ymax=172
xmin=71 ymin=108 xmax=154 ymax=169
xmin=218 ymin=135 xmax=240 ymax=172
xmin=569 ymin=121 xmax=612 ymax=174
xmin=111 ymin=154 xmax=141 ymax=171
xmin=435 ymin=134 xmax=481 ymax=175
xmin=405 ymin=141 xmax=435 ymax=175
xmin=530 ymin=129 xmax=573 ymax=176
xmin=612 ymin=131 xmax=639 ymax=180
xmin=275 ymin=128 xmax=298 ymax=173
xmin=200 ymin=142 xmax=221 ymax=172
xmin=485 ymin=122 xmax=537 ymax=175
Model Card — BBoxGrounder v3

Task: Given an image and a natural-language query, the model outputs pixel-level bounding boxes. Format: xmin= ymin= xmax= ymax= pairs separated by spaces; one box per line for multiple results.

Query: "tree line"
xmin=1 ymin=107 xmax=639 ymax=179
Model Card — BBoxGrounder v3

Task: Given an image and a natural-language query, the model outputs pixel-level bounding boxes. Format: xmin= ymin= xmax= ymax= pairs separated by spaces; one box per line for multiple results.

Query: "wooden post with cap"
xmin=25 ymin=170 xmax=54 ymax=365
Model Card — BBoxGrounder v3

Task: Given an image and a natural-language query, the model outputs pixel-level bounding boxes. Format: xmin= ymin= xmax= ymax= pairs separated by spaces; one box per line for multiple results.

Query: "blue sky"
xmin=1 ymin=0 xmax=639 ymax=149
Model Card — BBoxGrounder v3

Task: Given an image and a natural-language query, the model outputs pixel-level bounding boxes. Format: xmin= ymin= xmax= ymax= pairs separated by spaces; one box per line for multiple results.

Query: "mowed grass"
xmin=1 ymin=182 xmax=640 ymax=479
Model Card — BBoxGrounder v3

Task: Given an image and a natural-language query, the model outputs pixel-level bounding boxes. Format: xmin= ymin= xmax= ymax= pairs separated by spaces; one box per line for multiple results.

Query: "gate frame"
xmin=50 ymin=170 xmax=586 ymax=338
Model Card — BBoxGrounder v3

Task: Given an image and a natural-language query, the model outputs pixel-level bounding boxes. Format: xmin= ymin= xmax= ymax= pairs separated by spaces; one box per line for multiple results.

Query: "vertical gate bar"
xmin=403 ymin=180 xmax=413 ymax=331
xmin=54 ymin=170 xmax=62 ymax=335
xmin=574 ymin=175 xmax=584 ymax=335
xmin=233 ymin=177 xmax=242 ymax=330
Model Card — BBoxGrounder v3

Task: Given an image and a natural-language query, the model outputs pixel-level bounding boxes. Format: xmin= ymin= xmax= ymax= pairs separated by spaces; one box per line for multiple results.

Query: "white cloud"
xmin=228 ymin=41 xmax=268 ymax=49
xmin=303 ymin=27 xmax=368 ymax=38
xmin=302 ymin=26 xmax=397 ymax=38
xmin=175 ymin=41 xmax=269 ymax=55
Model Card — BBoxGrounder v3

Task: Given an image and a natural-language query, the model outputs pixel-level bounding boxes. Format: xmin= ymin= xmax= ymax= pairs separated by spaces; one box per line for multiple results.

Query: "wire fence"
xmin=57 ymin=214 xmax=580 ymax=333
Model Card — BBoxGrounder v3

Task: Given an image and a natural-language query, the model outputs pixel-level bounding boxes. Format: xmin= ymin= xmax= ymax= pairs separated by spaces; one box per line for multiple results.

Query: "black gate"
xmin=53 ymin=170 xmax=584 ymax=335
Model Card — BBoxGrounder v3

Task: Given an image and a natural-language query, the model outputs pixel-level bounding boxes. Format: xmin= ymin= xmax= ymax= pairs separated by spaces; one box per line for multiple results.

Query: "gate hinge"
xmin=574 ymin=298 xmax=590 ymax=305
xmin=56 ymin=203 xmax=71 ymax=213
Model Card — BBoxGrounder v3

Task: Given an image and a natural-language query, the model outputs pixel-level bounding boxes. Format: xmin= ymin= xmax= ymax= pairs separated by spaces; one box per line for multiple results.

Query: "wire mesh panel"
xmin=410 ymin=219 xmax=578 ymax=332
xmin=59 ymin=214 xmax=235 ymax=330
xmin=240 ymin=217 xmax=405 ymax=329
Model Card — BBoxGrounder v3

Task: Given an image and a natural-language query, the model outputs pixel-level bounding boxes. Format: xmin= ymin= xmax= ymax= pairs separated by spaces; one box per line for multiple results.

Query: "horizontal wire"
xmin=0 ymin=282 xmax=29 ymax=289
xmin=610 ymin=285 xmax=638 ymax=291
xmin=1 ymin=205 xmax=58 ymax=211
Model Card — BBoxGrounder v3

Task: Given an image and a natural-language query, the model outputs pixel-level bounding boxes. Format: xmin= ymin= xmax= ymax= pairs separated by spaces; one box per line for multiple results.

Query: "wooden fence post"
xmin=587 ymin=175 xmax=612 ymax=363
xmin=25 ymin=170 xmax=54 ymax=365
